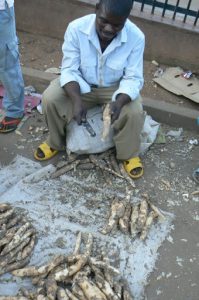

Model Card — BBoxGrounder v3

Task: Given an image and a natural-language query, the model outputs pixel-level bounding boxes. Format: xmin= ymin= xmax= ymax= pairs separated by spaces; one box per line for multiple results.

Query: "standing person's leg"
xmin=1 ymin=61 xmax=24 ymax=118
xmin=0 ymin=5 xmax=24 ymax=133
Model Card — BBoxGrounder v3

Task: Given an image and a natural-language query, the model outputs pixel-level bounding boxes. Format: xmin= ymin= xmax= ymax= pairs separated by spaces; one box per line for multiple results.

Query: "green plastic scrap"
xmin=155 ymin=126 xmax=166 ymax=144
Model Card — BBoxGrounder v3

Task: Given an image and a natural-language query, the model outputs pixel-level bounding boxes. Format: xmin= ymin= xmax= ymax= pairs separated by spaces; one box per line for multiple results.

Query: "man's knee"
xmin=42 ymin=78 xmax=63 ymax=107
xmin=42 ymin=85 xmax=58 ymax=109
xmin=123 ymin=99 xmax=143 ymax=119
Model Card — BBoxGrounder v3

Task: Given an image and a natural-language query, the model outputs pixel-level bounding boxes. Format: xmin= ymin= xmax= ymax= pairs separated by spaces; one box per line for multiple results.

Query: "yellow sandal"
xmin=123 ymin=157 xmax=143 ymax=179
xmin=34 ymin=142 xmax=58 ymax=161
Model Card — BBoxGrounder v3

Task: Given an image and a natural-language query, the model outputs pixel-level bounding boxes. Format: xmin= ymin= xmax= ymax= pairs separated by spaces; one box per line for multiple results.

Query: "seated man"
xmin=34 ymin=0 xmax=145 ymax=179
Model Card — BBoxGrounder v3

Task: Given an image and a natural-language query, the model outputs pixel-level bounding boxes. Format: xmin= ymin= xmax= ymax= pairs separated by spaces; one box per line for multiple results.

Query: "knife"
xmin=81 ymin=120 xmax=96 ymax=137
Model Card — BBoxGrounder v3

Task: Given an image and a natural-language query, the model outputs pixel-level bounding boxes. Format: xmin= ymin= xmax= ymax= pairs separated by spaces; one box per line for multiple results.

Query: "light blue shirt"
xmin=60 ymin=14 xmax=145 ymax=101
xmin=0 ymin=0 xmax=14 ymax=9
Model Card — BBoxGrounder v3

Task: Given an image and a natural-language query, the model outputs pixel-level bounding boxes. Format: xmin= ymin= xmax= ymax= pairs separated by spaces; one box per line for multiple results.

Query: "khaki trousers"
xmin=42 ymin=78 xmax=144 ymax=160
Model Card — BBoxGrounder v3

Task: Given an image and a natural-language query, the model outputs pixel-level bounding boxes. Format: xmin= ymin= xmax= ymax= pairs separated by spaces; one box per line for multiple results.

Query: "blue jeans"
xmin=0 ymin=4 xmax=24 ymax=118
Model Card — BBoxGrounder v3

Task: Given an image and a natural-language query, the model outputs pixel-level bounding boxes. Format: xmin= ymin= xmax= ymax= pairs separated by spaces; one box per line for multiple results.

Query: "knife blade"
xmin=81 ymin=120 xmax=96 ymax=137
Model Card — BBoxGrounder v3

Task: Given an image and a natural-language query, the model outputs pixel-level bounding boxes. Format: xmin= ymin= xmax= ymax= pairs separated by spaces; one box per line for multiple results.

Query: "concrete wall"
xmin=15 ymin=0 xmax=199 ymax=71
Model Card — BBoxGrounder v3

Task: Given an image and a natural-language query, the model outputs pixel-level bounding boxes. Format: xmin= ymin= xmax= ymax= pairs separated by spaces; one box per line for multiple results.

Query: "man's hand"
xmin=63 ymin=81 xmax=87 ymax=125
xmin=110 ymin=94 xmax=131 ymax=123
xmin=73 ymin=101 xmax=87 ymax=125
xmin=110 ymin=101 xmax=122 ymax=123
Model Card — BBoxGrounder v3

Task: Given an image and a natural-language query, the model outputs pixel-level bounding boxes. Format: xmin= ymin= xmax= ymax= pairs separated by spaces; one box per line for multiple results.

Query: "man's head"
xmin=95 ymin=0 xmax=132 ymax=43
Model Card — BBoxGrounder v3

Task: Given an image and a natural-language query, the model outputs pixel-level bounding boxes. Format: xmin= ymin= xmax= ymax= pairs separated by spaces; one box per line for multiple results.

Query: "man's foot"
xmin=34 ymin=142 xmax=58 ymax=161
xmin=0 ymin=116 xmax=23 ymax=133
xmin=123 ymin=156 xmax=143 ymax=179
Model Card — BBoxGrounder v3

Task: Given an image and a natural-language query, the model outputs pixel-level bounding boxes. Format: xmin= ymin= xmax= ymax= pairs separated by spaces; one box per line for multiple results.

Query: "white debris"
xmin=167 ymin=199 xmax=181 ymax=207
xmin=37 ymin=102 xmax=43 ymax=114
xmin=191 ymin=283 xmax=197 ymax=287
xmin=166 ymin=128 xmax=183 ymax=138
xmin=157 ymin=272 xmax=165 ymax=280
xmin=176 ymin=256 xmax=184 ymax=267
xmin=169 ymin=162 xmax=175 ymax=169
xmin=154 ymin=68 xmax=164 ymax=78
xmin=182 ymin=193 xmax=189 ymax=201
xmin=193 ymin=214 xmax=199 ymax=221
xmin=167 ymin=235 xmax=174 ymax=243
xmin=152 ymin=60 xmax=159 ymax=66
xmin=189 ymin=139 xmax=198 ymax=145
xmin=16 ymin=145 xmax=25 ymax=150
xmin=45 ymin=67 xmax=61 ymax=74
xmin=24 ymin=85 xmax=36 ymax=95
xmin=156 ymin=289 xmax=163 ymax=295
xmin=192 ymin=196 xmax=199 ymax=202
xmin=15 ymin=130 xmax=23 ymax=136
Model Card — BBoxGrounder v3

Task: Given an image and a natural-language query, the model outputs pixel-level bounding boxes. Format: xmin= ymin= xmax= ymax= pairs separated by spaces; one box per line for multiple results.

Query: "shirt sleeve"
xmin=60 ymin=24 xmax=91 ymax=94
xmin=112 ymin=34 xmax=145 ymax=102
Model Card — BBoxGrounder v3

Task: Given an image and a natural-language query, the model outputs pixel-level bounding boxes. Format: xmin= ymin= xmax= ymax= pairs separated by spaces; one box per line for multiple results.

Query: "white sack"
xmin=66 ymin=106 xmax=159 ymax=155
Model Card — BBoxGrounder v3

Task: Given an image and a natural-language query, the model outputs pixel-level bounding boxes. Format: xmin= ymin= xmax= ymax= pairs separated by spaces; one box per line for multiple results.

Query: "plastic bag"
xmin=66 ymin=106 xmax=159 ymax=155
xmin=66 ymin=106 xmax=114 ymax=154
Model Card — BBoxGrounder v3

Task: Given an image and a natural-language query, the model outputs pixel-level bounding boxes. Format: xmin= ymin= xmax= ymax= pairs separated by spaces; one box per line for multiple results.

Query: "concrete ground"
xmin=0 ymin=31 xmax=199 ymax=299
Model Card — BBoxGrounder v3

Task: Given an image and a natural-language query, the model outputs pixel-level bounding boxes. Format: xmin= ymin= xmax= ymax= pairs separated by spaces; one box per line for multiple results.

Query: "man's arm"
xmin=110 ymin=33 xmax=145 ymax=122
xmin=110 ymin=93 xmax=131 ymax=123
xmin=112 ymin=34 xmax=145 ymax=103
xmin=63 ymin=81 xmax=87 ymax=125
xmin=60 ymin=24 xmax=91 ymax=95
xmin=60 ymin=23 xmax=90 ymax=124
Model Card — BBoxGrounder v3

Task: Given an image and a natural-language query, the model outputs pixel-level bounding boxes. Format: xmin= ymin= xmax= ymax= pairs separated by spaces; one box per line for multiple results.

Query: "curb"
xmin=143 ymin=97 xmax=199 ymax=131
xmin=22 ymin=67 xmax=57 ymax=91
xmin=22 ymin=67 xmax=199 ymax=132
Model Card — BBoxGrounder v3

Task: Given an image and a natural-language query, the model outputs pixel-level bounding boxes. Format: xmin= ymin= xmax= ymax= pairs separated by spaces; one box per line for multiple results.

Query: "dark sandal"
xmin=0 ymin=116 xmax=23 ymax=133
xmin=192 ymin=168 xmax=199 ymax=184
